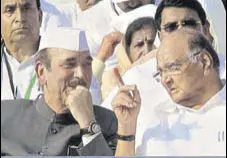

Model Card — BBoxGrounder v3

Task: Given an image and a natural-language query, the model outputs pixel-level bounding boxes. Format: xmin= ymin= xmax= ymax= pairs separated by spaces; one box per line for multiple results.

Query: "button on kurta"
xmin=50 ymin=128 xmax=57 ymax=134
xmin=38 ymin=151 xmax=43 ymax=155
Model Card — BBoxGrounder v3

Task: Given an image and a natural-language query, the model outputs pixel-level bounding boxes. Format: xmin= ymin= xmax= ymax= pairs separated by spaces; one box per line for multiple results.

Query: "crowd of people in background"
xmin=1 ymin=0 xmax=226 ymax=156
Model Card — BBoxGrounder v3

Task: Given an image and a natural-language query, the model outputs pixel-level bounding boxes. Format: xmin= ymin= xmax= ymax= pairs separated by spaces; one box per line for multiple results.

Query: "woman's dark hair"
xmin=155 ymin=0 xmax=207 ymax=30
xmin=125 ymin=17 xmax=157 ymax=55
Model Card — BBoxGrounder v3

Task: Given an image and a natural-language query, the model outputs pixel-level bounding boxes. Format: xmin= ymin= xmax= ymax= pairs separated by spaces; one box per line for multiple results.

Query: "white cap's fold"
xmin=38 ymin=27 xmax=89 ymax=53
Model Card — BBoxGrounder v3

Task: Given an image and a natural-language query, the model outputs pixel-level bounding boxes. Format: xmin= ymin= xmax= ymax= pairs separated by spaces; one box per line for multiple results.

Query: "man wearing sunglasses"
xmin=112 ymin=29 xmax=226 ymax=156
xmin=154 ymin=0 xmax=211 ymax=42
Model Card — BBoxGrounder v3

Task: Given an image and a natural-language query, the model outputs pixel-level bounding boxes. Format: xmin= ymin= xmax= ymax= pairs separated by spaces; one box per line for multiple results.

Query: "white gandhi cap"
xmin=38 ymin=27 xmax=90 ymax=53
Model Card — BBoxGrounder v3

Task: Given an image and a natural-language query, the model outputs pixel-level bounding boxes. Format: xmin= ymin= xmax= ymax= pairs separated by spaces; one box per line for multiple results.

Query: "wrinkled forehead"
xmin=157 ymin=39 xmax=190 ymax=67
xmin=1 ymin=0 xmax=36 ymax=6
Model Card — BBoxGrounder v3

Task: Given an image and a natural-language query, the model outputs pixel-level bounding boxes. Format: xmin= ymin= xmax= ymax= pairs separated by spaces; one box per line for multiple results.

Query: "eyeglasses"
xmin=153 ymin=51 xmax=201 ymax=82
xmin=161 ymin=19 xmax=201 ymax=33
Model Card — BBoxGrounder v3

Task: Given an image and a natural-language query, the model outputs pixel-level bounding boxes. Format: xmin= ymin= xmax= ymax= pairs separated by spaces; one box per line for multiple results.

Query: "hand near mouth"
xmin=63 ymin=85 xmax=95 ymax=129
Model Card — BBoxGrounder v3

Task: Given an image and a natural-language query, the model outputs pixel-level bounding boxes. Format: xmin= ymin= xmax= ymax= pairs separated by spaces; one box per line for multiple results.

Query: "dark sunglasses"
xmin=161 ymin=19 xmax=201 ymax=33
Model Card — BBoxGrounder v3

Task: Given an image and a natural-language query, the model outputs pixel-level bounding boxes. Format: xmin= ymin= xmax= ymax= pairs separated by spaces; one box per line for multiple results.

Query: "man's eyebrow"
xmin=164 ymin=62 xmax=175 ymax=68
xmin=23 ymin=2 xmax=32 ymax=7
xmin=164 ymin=60 xmax=182 ymax=68
xmin=4 ymin=3 xmax=16 ymax=8
xmin=4 ymin=2 xmax=32 ymax=8
xmin=163 ymin=21 xmax=176 ymax=26
xmin=64 ymin=57 xmax=77 ymax=62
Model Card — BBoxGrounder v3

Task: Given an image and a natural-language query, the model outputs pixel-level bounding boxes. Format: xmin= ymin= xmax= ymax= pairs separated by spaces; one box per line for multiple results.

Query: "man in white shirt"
xmin=1 ymin=0 xmax=42 ymax=100
xmin=112 ymin=29 xmax=226 ymax=156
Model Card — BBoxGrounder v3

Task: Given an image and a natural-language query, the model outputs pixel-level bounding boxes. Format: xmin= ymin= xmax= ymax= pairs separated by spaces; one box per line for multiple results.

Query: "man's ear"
xmin=35 ymin=61 xmax=47 ymax=87
xmin=202 ymin=20 xmax=214 ymax=44
xmin=200 ymin=51 xmax=213 ymax=76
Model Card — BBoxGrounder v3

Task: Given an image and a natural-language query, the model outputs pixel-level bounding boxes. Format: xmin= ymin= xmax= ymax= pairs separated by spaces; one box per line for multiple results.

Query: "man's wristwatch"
xmin=80 ymin=122 xmax=101 ymax=136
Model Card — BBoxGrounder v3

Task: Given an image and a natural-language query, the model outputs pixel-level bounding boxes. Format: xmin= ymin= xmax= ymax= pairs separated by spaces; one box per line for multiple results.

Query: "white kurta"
xmin=136 ymin=82 xmax=226 ymax=156
xmin=101 ymin=57 xmax=226 ymax=156
xmin=100 ymin=58 xmax=173 ymax=148
xmin=40 ymin=0 xmax=73 ymax=36
xmin=1 ymin=47 xmax=41 ymax=100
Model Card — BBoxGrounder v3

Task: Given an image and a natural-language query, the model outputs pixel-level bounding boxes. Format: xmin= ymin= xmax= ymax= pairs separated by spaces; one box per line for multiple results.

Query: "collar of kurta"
xmin=2 ymin=37 xmax=40 ymax=68
xmin=35 ymin=96 xmax=77 ymax=124
xmin=3 ymin=47 xmax=36 ymax=70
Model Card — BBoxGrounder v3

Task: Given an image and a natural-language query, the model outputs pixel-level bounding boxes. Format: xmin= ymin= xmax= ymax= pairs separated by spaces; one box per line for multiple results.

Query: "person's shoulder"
xmin=93 ymin=105 xmax=117 ymax=136
xmin=1 ymin=99 xmax=34 ymax=108
xmin=1 ymin=99 xmax=35 ymax=120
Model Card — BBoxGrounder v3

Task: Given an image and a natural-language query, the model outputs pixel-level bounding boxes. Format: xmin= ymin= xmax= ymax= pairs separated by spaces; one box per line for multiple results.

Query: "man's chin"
xmin=171 ymin=95 xmax=193 ymax=108
xmin=170 ymin=93 xmax=184 ymax=104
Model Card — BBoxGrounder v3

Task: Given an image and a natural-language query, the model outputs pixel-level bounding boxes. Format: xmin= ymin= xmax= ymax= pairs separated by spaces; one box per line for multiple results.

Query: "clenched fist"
xmin=64 ymin=85 xmax=95 ymax=129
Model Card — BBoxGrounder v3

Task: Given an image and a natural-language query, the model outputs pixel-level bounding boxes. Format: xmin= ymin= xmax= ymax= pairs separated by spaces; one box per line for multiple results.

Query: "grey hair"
xmin=35 ymin=48 xmax=52 ymax=70
xmin=35 ymin=48 xmax=52 ymax=91
xmin=188 ymin=33 xmax=220 ymax=71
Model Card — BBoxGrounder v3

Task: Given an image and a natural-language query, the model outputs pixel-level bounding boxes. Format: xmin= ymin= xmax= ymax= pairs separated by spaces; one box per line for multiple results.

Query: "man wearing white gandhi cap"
xmin=40 ymin=25 xmax=103 ymax=105
xmin=1 ymin=27 xmax=117 ymax=156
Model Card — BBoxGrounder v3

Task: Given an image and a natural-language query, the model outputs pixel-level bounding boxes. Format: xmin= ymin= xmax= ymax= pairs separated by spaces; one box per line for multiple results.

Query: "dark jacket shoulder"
xmin=1 ymin=99 xmax=35 ymax=123
xmin=93 ymin=106 xmax=117 ymax=137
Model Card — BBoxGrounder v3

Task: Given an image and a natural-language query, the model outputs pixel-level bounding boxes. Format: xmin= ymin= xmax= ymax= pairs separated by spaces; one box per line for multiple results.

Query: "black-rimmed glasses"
xmin=153 ymin=51 xmax=201 ymax=82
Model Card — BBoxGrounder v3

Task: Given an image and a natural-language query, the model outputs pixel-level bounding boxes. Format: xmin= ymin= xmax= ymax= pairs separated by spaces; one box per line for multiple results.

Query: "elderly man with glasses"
xmin=154 ymin=0 xmax=225 ymax=78
xmin=112 ymin=29 xmax=226 ymax=156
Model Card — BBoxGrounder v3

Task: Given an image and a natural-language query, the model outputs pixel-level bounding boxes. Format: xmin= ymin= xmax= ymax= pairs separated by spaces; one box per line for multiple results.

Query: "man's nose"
xmin=15 ymin=8 xmax=26 ymax=23
xmin=161 ymin=73 xmax=172 ymax=86
xmin=73 ymin=65 xmax=85 ymax=79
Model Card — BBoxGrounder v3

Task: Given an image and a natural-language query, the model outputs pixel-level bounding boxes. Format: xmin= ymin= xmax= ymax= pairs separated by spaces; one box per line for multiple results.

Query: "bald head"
xmin=157 ymin=29 xmax=198 ymax=61
xmin=157 ymin=29 xmax=220 ymax=70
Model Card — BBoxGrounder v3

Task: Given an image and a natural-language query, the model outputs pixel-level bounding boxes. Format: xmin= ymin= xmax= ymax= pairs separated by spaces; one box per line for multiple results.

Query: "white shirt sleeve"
xmin=82 ymin=132 xmax=102 ymax=146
